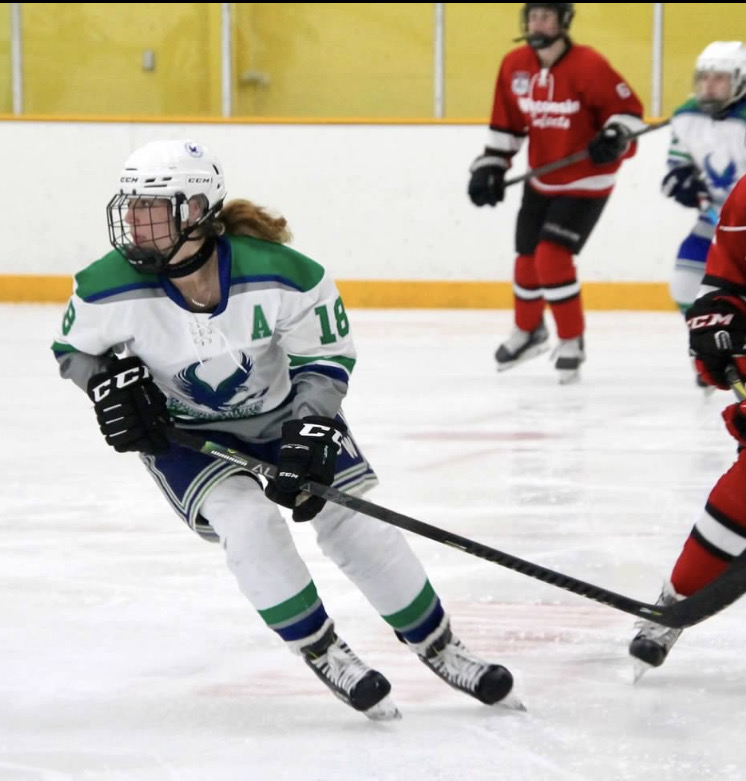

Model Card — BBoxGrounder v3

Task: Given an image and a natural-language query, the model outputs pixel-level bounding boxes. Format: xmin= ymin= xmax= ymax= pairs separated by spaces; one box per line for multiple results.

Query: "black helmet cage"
xmin=520 ymin=3 xmax=575 ymax=35
xmin=106 ymin=191 xmax=221 ymax=276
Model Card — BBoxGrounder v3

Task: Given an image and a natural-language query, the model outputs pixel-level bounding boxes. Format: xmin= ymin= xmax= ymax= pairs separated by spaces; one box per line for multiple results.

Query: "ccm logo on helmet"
xmin=687 ymin=313 xmax=735 ymax=330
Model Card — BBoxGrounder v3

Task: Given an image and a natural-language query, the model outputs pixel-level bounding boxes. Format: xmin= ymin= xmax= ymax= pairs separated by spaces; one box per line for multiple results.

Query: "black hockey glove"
xmin=686 ymin=292 xmax=746 ymax=389
xmin=661 ymin=165 xmax=711 ymax=209
xmin=265 ymin=416 xmax=347 ymax=522
xmin=587 ymin=123 xmax=632 ymax=165
xmin=468 ymin=152 xmax=509 ymax=207
xmin=86 ymin=356 xmax=171 ymax=455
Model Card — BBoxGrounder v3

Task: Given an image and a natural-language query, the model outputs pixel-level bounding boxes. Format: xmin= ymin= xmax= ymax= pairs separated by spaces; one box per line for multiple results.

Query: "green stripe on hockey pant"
xmin=381 ymin=581 xmax=445 ymax=644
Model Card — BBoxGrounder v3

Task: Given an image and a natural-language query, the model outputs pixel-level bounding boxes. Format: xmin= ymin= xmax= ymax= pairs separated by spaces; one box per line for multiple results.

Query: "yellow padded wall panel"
xmin=233 ymin=3 xmax=434 ymax=118
xmin=21 ymin=3 xmax=223 ymax=116
xmin=0 ymin=3 xmax=9 ymax=113
xmin=661 ymin=4 xmax=746 ymax=118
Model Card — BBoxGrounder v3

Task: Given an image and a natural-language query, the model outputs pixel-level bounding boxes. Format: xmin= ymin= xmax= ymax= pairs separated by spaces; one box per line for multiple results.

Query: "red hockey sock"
xmin=513 ymin=254 xmax=545 ymax=331
xmin=534 ymin=241 xmax=584 ymax=339
xmin=670 ymin=453 xmax=746 ymax=595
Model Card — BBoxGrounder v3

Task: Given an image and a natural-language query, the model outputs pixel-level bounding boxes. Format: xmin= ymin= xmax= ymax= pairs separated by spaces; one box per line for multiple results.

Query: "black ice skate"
xmin=407 ymin=617 xmax=524 ymax=710
xmin=629 ymin=582 xmax=684 ymax=682
xmin=495 ymin=321 xmax=550 ymax=372
xmin=552 ymin=336 xmax=585 ymax=384
xmin=300 ymin=621 xmax=401 ymax=720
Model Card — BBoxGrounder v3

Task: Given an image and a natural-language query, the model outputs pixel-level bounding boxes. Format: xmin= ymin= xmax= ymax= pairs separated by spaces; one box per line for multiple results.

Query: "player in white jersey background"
xmin=662 ymin=41 xmax=746 ymax=385
xmin=50 ymin=138 xmax=522 ymax=720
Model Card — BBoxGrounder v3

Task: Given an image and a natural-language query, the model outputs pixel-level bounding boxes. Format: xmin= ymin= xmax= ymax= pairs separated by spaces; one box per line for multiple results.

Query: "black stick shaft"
xmin=505 ymin=119 xmax=671 ymax=187
xmin=166 ymin=427 xmax=746 ymax=629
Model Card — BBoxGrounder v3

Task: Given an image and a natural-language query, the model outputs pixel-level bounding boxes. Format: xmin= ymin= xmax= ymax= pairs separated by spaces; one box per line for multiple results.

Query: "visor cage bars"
xmin=106 ymin=193 xmax=185 ymax=269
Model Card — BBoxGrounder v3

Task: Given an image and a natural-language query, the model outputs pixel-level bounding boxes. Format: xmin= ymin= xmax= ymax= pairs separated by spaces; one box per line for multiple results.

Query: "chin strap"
xmin=162 ymin=237 xmax=216 ymax=279
xmin=513 ymin=32 xmax=566 ymax=49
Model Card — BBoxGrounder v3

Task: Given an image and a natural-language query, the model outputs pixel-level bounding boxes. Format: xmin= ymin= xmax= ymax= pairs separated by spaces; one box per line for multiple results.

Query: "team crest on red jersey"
xmin=511 ymin=72 xmax=530 ymax=96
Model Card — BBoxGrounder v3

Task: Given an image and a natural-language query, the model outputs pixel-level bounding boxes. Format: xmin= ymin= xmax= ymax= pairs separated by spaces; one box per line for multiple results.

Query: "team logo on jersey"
xmin=173 ymin=352 xmax=269 ymax=416
xmin=704 ymin=154 xmax=737 ymax=192
xmin=511 ymin=72 xmax=531 ymax=96
xmin=615 ymin=82 xmax=632 ymax=99
xmin=518 ymin=96 xmax=580 ymax=129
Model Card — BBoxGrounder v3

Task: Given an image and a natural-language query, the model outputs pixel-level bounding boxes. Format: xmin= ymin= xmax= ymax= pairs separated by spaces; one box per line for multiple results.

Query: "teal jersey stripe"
xmin=51 ymin=341 xmax=78 ymax=355
xmin=227 ymin=235 xmax=325 ymax=293
xmin=288 ymin=354 xmax=356 ymax=373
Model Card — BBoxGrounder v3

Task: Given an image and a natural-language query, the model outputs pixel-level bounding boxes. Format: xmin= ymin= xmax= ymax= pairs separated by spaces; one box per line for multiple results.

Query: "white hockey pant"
xmin=200 ymin=474 xmax=431 ymax=619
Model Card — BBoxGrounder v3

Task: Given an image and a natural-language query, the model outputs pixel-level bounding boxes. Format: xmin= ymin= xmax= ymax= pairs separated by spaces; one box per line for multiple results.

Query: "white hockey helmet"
xmin=694 ymin=41 xmax=746 ymax=115
xmin=117 ymin=138 xmax=226 ymax=209
xmin=107 ymin=139 xmax=226 ymax=276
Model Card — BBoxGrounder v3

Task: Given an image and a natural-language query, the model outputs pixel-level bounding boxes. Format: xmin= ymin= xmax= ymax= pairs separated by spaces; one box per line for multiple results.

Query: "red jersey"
xmin=703 ymin=173 xmax=746 ymax=293
xmin=486 ymin=42 xmax=645 ymax=197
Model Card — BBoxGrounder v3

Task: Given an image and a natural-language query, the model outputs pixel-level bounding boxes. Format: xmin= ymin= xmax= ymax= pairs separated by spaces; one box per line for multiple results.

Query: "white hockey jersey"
xmin=51 ymin=235 xmax=356 ymax=441
xmin=667 ymin=97 xmax=746 ymax=235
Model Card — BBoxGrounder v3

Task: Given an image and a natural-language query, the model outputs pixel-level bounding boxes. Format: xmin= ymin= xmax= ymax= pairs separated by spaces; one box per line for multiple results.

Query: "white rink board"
xmin=0 ymin=121 xmax=692 ymax=282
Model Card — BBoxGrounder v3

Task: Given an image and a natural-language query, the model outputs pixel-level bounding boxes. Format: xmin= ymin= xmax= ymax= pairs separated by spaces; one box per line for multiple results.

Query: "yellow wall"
xmin=15 ymin=3 xmax=223 ymax=116
xmin=662 ymin=4 xmax=746 ymax=114
xmin=233 ymin=3 xmax=435 ymax=118
xmin=0 ymin=4 xmax=9 ymax=112
xmin=2 ymin=3 xmax=746 ymax=119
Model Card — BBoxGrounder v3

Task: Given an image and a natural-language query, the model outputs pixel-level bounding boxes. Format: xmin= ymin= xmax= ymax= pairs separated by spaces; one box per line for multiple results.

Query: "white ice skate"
xmin=495 ymin=321 xmax=550 ymax=372
xmin=552 ymin=336 xmax=585 ymax=384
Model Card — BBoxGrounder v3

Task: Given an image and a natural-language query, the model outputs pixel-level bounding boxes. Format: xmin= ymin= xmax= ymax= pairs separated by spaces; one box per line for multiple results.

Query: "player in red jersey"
xmin=629 ymin=173 xmax=746 ymax=679
xmin=468 ymin=3 xmax=645 ymax=383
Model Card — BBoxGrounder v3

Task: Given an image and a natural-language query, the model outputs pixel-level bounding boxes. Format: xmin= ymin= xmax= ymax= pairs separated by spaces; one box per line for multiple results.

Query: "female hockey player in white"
xmin=663 ymin=41 xmax=746 ymax=386
xmin=51 ymin=138 xmax=521 ymax=720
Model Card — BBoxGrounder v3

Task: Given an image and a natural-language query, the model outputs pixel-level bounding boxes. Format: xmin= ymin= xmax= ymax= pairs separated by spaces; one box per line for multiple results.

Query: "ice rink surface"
xmin=2 ymin=303 xmax=744 ymax=781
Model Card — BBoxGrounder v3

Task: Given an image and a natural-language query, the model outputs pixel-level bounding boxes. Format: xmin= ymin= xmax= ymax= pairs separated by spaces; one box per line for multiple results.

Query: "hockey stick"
xmin=165 ymin=427 xmax=746 ymax=629
xmin=504 ymin=118 xmax=671 ymax=188
xmin=725 ymin=365 xmax=746 ymax=401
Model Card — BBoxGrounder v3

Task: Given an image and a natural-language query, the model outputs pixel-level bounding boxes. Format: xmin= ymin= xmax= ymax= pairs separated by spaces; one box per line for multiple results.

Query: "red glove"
xmin=722 ymin=401 xmax=746 ymax=447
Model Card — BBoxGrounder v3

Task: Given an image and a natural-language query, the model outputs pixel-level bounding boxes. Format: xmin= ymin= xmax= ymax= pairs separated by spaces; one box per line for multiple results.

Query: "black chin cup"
xmin=697 ymin=97 xmax=729 ymax=118
xmin=119 ymin=246 xmax=170 ymax=275
xmin=525 ymin=32 xmax=563 ymax=49
xmin=118 ymin=236 xmax=216 ymax=278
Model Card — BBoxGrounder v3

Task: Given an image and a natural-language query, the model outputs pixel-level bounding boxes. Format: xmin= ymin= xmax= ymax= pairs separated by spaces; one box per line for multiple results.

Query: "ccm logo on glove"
xmin=86 ymin=357 xmax=171 ymax=455
xmin=265 ymin=416 xmax=347 ymax=522
xmin=297 ymin=421 xmax=345 ymax=443
xmin=89 ymin=363 xmax=153 ymax=402
xmin=687 ymin=313 xmax=735 ymax=330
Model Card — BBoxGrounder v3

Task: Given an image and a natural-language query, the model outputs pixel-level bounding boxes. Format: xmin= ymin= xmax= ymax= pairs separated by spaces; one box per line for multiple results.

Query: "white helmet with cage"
xmin=694 ymin=41 xmax=746 ymax=115
xmin=107 ymin=139 xmax=227 ymax=276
